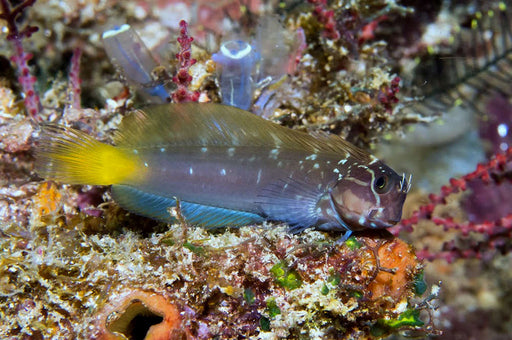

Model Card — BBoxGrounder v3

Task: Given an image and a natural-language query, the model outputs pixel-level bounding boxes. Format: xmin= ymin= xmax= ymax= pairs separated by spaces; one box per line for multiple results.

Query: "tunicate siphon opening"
xmin=107 ymin=300 xmax=164 ymax=340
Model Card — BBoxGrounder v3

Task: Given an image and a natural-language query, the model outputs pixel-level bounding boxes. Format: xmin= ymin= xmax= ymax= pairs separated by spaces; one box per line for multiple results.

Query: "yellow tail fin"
xmin=35 ymin=125 xmax=143 ymax=186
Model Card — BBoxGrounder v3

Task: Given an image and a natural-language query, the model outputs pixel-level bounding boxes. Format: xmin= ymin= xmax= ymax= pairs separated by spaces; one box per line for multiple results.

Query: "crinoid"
xmin=402 ymin=2 xmax=512 ymax=116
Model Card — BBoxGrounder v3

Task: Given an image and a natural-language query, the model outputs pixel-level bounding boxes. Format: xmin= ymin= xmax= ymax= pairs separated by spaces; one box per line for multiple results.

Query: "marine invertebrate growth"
xmin=102 ymin=24 xmax=169 ymax=102
xmin=92 ymin=289 xmax=189 ymax=339
xmin=308 ymin=0 xmax=340 ymax=40
xmin=211 ymin=15 xmax=304 ymax=111
xmin=212 ymin=40 xmax=259 ymax=109
xmin=393 ymin=147 xmax=512 ymax=262
xmin=0 ymin=0 xmax=41 ymax=119
xmin=402 ymin=2 xmax=512 ymax=117
xmin=67 ymin=47 xmax=82 ymax=110
xmin=171 ymin=20 xmax=199 ymax=103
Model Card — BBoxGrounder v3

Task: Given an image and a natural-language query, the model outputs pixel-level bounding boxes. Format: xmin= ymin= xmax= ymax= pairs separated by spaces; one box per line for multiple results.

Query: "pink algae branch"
xmin=67 ymin=47 xmax=82 ymax=110
xmin=308 ymin=0 xmax=340 ymax=40
xmin=0 ymin=0 xmax=42 ymax=120
xmin=378 ymin=76 xmax=401 ymax=113
xmin=171 ymin=20 xmax=200 ymax=103
xmin=392 ymin=147 xmax=512 ymax=263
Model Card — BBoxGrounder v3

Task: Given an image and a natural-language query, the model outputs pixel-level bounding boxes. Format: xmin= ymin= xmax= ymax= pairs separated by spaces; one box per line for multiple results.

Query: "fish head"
xmin=328 ymin=161 xmax=409 ymax=231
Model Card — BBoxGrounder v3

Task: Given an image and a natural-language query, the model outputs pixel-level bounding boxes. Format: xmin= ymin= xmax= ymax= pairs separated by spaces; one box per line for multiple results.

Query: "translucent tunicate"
xmin=212 ymin=40 xmax=260 ymax=110
xmin=102 ymin=24 xmax=168 ymax=101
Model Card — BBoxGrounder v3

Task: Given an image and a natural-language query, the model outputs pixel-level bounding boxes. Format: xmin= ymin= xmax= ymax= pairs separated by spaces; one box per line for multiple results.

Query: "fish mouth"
xmin=368 ymin=209 xmax=400 ymax=228
xmin=370 ymin=219 xmax=395 ymax=228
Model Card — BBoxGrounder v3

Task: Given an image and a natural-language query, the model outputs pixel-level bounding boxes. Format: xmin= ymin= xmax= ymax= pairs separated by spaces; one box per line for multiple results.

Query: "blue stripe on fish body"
xmin=112 ymin=185 xmax=264 ymax=227
xmin=37 ymin=103 xmax=409 ymax=233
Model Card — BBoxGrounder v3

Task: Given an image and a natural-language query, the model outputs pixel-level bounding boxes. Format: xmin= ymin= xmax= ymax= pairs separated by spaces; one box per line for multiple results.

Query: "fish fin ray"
xmin=179 ymin=201 xmax=264 ymax=228
xmin=256 ymin=177 xmax=324 ymax=232
xmin=36 ymin=125 xmax=142 ymax=185
xmin=112 ymin=185 xmax=264 ymax=228
xmin=114 ymin=103 xmax=371 ymax=162
xmin=112 ymin=185 xmax=177 ymax=222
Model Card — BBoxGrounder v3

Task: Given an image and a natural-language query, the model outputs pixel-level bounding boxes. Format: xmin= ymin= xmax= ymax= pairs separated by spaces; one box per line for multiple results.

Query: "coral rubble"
xmin=0 ymin=210 xmax=426 ymax=338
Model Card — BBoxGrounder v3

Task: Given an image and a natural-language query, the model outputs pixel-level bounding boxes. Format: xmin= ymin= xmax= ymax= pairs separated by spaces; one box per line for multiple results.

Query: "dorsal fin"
xmin=114 ymin=103 xmax=372 ymax=163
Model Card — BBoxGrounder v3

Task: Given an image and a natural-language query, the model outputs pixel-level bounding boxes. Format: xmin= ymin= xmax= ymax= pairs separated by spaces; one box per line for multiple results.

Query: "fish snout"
xmin=368 ymin=208 xmax=401 ymax=228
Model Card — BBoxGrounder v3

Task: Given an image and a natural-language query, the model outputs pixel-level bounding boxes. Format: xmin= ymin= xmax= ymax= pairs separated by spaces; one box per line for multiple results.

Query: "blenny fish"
xmin=36 ymin=103 xmax=409 ymax=237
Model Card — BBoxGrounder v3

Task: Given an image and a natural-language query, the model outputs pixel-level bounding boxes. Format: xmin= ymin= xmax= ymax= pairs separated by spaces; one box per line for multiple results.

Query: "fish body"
xmin=36 ymin=103 xmax=408 ymax=234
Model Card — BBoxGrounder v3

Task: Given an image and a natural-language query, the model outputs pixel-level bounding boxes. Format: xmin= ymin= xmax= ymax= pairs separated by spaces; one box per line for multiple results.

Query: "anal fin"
xmin=112 ymin=185 xmax=177 ymax=222
xmin=112 ymin=185 xmax=264 ymax=228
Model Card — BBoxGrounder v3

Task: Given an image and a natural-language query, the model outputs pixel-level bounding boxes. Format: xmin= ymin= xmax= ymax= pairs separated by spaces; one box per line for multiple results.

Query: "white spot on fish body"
xmin=269 ymin=148 xmax=280 ymax=159
xmin=227 ymin=148 xmax=235 ymax=157
xmin=220 ymin=169 xmax=226 ymax=176
xmin=256 ymin=169 xmax=262 ymax=184
xmin=358 ymin=216 xmax=366 ymax=225
xmin=333 ymin=168 xmax=340 ymax=173
xmin=338 ymin=159 xmax=347 ymax=165
xmin=313 ymin=163 xmax=320 ymax=169
xmin=133 ymin=149 xmax=139 ymax=155
xmin=306 ymin=154 xmax=317 ymax=161
xmin=144 ymin=162 xmax=148 ymax=167
xmin=201 ymin=147 xmax=208 ymax=153
xmin=160 ymin=147 xmax=166 ymax=152
xmin=189 ymin=167 xmax=193 ymax=175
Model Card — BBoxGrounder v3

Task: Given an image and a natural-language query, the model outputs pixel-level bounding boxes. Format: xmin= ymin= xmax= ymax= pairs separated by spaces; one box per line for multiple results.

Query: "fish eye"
xmin=374 ymin=175 xmax=390 ymax=194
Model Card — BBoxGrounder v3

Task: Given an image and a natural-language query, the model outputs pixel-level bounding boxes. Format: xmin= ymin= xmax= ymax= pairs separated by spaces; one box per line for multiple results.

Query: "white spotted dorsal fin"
xmin=114 ymin=103 xmax=372 ymax=163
